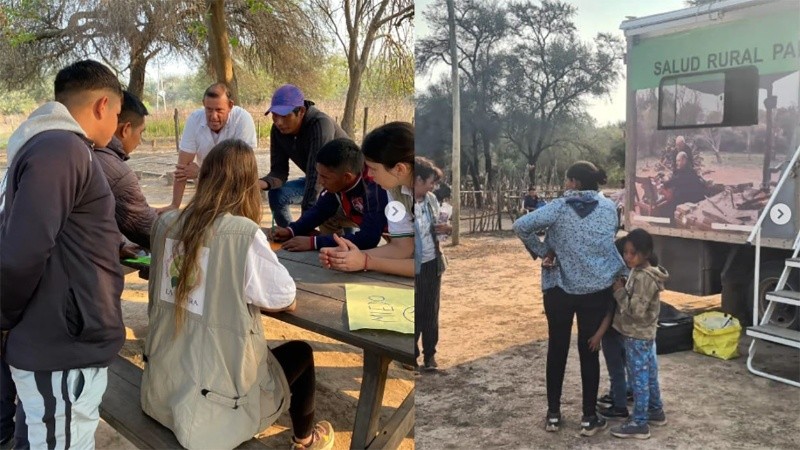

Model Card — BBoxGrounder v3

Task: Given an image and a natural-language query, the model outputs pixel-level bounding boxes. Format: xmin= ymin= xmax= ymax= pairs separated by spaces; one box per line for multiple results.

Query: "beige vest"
xmin=389 ymin=185 xmax=414 ymax=216
xmin=141 ymin=211 xmax=290 ymax=449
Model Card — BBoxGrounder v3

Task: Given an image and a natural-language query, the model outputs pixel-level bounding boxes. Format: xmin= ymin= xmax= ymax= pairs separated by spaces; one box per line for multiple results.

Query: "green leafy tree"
xmin=361 ymin=52 xmax=414 ymax=100
xmin=0 ymin=0 xmax=321 ymax=99
xmin=415 ymin=82 xmax=454 ymax=170
xmin=0 ymin=0 xmax=200 ymax=97
xmin=0 ymin=90 xmax=37 ymax=115
xmin=204 ymin=0 xmax=323 ymax=101
xmin=417 ymin=0 xmax=508 ymax=190
xmin=502 ymin=0 xmax=623 ymax=185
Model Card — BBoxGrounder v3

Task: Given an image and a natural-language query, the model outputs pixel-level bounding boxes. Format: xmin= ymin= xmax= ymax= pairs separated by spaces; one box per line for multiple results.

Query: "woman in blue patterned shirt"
xmin=513 ymin=161 xmax=625 ymax=436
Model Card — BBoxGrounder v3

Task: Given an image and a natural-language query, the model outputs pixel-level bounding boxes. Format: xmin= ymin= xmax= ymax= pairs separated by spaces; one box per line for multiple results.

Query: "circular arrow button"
xmin=769 ymin=203 xmax=791 ymax=226
xmin=385 ymin=201 xmax=407 ymax=223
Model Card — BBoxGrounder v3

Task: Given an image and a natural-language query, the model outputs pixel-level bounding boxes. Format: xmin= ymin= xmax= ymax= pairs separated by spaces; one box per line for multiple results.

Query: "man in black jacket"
xmin=0 ymin=60 xmax=125 ymax=449
xmin=95 ymin=90 xmax=157 ymax=250
xmin=258 ymin=84 xmax=348 ymax=226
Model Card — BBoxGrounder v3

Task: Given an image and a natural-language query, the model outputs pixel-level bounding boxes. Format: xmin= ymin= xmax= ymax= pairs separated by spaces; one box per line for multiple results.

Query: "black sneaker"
xmin=611 ymin=420 xmax=650 ymax=439
xmin=580 ymin=415 xmax=607 ymax=437
xmin=545 ymin=411 xmax=561 ymax=432
xmin=599 ymin=391 xmax=634 ymax=406
xmin=422 ymin=356 xmax=438 ymax=372
xmin=648 ymin=408 xmax=668 ymax=426
xmin=597 ymin=393 xmax=614 ymax=408
xmin=597 ymin=406 xmax=629 ymax=420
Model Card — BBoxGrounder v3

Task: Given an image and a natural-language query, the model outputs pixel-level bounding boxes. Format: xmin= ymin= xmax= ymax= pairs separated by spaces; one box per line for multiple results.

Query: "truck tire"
xmin=746 ymin=260 xmax=799 ymax=329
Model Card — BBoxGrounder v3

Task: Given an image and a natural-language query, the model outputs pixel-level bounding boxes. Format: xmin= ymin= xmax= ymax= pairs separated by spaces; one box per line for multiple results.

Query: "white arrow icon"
xmin=385 ymin=201 xmax=406 ymax=223
xmin=769 ymin=203 xmax=791 ymax=226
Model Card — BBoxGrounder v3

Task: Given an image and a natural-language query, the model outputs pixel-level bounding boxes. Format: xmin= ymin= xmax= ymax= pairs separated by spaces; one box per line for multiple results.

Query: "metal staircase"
xmin=746 ymin=144 xmax=800 ymax=387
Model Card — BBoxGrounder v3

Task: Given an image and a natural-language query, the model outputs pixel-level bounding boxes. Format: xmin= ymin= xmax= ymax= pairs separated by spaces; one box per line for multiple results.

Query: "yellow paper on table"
xmin=345 ymin=284 xmax=414 ymax=334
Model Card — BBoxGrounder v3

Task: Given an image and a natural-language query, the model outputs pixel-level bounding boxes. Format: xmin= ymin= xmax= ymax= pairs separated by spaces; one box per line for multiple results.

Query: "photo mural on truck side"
xmin=628 ymin=11 xmax=800 ymax=237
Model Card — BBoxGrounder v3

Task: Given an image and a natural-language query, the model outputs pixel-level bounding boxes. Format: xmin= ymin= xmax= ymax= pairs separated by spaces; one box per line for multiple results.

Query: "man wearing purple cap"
xmin=258 ymin=84 xmax=348 ymax=227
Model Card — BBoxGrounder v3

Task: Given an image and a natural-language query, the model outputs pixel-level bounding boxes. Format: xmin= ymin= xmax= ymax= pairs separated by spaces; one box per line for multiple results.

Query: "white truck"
xmin=619 ymin=0 xmax=800 ymax=334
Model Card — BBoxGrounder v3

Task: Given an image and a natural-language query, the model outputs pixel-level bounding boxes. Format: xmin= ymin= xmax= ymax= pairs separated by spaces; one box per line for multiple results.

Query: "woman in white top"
xmin=143 ymin=139 xmax=334 ymax=450
xmin=320 ymin=122 xmax=415 ymax=277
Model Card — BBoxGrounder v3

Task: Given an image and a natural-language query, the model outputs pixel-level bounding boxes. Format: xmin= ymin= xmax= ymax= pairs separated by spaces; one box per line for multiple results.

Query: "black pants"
xmin=415 ymin=259 xmax=442 ymax=362
xmin=271 ymin=341 xmax=316 ymax=439
xmin=0 ymin=358 xmax=15 ymax=443
xmin=543 ymin=286 xmax=611 ymax=417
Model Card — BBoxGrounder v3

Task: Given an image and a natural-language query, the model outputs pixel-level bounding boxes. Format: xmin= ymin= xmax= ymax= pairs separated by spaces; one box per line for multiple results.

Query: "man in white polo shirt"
xmin=160 ymin=83 xmax=257 ymax=212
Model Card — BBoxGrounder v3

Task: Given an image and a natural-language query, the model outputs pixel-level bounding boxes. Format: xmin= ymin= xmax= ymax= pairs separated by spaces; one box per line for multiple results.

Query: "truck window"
xmin=658 ymin=66 xmax=759 ymax=130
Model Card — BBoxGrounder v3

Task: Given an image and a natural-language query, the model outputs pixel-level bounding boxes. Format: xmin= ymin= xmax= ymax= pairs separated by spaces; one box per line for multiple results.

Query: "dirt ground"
xmin=50 ymin=148 xmax=415 ymax=450
xmin=416 ymin=233 xmax=800 ymax=450
xmin=5 ymin=145 xmax=800 ymax=449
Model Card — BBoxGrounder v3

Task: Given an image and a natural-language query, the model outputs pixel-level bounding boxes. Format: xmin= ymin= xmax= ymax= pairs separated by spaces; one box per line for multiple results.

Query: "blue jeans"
xmin=602 ymin=327 xmax=629 ymax=410
xmin=624 ymin=337 xmax=664 ymax=425
xmin=268 ymin=178 xmax=306 ymax=227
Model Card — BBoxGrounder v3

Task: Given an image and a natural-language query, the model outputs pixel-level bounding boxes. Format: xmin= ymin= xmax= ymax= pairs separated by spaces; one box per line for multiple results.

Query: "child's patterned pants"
xmin=623 ymin=337 xmax=664 ymax=425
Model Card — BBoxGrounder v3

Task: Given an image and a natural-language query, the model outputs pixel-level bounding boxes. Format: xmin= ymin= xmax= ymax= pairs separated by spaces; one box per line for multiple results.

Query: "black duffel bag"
xmin=656 ymin=301 xmax=694 ymax=355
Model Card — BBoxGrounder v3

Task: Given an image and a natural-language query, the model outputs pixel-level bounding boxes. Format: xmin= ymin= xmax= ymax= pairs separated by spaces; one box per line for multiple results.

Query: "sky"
xmin=415 ymin=0 xmax=688 ymax=125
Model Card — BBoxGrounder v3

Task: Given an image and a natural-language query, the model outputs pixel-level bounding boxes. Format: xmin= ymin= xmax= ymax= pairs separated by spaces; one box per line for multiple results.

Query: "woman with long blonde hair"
xmin=142 ymin=139 xmax=334 ymax=450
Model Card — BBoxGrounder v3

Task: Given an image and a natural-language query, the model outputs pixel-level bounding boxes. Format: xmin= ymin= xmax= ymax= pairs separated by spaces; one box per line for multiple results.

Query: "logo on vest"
xmin=352 ymin=197 xmax=364 ymax=214
xmin=160 ymin=238 xmax=209 ymax=316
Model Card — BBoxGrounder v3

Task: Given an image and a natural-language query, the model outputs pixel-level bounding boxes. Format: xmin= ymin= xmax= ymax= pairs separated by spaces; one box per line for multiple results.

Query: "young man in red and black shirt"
xmin=270 ymin=138 xmax=388 ymax=252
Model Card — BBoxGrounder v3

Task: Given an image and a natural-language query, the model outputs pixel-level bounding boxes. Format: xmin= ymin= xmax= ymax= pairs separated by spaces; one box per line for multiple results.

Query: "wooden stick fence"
xmin=455 ymin=184 xmax=563 ymax=233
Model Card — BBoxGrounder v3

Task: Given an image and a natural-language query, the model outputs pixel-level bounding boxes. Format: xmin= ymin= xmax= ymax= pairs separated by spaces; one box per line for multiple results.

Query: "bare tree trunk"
xmin=338 ymin=0 xmax=412 ymax=136
xmin=527 ymin=143 xmax=539 ymax=186
xmin=342 ymin=64 xmax=364 ymax=137
xmin=482 ymin=135 xmax=494 ymax=189
xmin=470 ymin=131 xmax=483 ymax=208
xmin=468 ymin=164 xmax=483 ymax=209
xmin=527 ymin=161 xmax=537 ymax=187
xmin=206 ymin=0 xmax=238 ymax=102
xmin=127 ymin=55 xmax=147 ymax=99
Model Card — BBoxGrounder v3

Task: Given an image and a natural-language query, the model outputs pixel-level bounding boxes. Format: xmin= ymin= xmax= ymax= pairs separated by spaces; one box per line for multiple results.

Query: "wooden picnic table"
xmin=112 ymin=249 xmax=414 ymax=450
xmin=268 ymin=249 xmax=415 ymax=450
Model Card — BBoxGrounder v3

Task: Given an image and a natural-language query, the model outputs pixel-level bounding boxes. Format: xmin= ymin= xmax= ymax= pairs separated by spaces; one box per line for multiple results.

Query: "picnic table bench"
xmin=108 ymin=249 xmax=414 ymax=449
xmin=271 ymin=250 xmax=415 ymax=450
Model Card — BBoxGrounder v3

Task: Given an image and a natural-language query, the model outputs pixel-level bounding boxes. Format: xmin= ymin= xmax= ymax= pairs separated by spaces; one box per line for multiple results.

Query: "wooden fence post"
xmin=173 ymin=108 xmax=180 ymax=153
xmin=363 ymin=107 xmax=369 ymax=141
xmin=495 ymin=184 xmax=502 ymax=231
